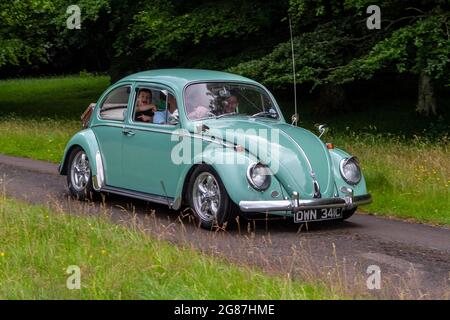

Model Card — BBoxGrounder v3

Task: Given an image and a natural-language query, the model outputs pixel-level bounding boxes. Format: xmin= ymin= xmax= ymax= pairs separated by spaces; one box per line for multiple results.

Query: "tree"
xmin=0 ymin=0 xmax=111 ymax=77
xmin=230 ymin=0 xmax=450 ymax=115
xmin=110 ymin=0 xmax=288 ymax=81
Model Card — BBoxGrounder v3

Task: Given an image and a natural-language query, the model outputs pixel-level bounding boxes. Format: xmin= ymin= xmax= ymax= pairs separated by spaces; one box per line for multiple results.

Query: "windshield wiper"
xmin=250 ymin=111 xmax=278 ymax=118
xmin=215 ymin=112 xmax=239 ymax=119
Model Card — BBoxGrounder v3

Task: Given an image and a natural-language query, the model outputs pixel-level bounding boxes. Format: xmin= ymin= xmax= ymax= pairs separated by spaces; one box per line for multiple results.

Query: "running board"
xmin=101 ymin=186 xmax=175 ymax=207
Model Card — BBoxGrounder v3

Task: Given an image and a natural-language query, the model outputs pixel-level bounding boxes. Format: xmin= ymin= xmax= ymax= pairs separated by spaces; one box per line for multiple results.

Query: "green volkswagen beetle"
xmin=59 ymin=69 xmax=371 ymax=229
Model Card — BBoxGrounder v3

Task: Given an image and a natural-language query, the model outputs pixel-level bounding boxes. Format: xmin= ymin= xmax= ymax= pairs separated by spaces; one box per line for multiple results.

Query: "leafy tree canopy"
xmin=0 ymin=0 xmax=448 ymax=113
xmin=230 ymin=0 xmax=450 ymax=89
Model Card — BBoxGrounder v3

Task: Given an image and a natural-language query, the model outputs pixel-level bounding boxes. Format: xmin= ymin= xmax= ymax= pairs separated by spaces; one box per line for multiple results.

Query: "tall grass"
xmin=0 ymin=117 xmax=79 ymax=163
xmin=332 ymin=131 xmax=450 ymax=225
xmin=0 ymin=197 xmax=329 ymax=299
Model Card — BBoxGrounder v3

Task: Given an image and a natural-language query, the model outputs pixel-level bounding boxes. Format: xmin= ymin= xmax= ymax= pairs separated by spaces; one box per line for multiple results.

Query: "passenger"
xmin=187 ymin=105 xmax=211 ymax=120
xmin=153 ymin=94 xmax=178 ymax=124
xmin=135 ymin=88 xmax=157 ymax=122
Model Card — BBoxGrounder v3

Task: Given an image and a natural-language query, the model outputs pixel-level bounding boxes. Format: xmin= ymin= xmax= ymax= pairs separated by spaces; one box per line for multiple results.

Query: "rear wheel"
xmin=67 ymin=147 xmax=96 ymax=200
xmin=187 ymin=165 xmax=238 ymax=229
xmin=342 ymin=207 xmax=357 ymax=220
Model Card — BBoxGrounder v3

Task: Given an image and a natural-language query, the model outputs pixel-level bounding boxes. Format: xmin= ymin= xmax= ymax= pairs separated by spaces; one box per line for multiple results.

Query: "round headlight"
xmin=247 ymin=163 xmax=271 ymax=191
xmin=339 ymin=157 xmax=361 ymax=185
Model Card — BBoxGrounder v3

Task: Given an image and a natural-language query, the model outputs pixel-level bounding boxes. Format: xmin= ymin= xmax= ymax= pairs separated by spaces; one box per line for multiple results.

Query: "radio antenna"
xmin=289 ymin=18 xmax=298 ymax=126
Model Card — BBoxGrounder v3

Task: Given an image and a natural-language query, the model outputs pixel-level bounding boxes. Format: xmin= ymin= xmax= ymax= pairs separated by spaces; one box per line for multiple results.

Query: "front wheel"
xmin=67 ymin=147 xmax=96 ymax=200
xmin=187 ymin=165 xmax=238 ymax=229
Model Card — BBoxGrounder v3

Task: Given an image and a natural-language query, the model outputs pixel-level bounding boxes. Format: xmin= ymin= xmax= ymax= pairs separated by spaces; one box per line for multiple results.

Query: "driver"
xmin=224 ymin=94 xmax=238 ymax=114
xmin=135 ymin=88 xmax=157 ymax=122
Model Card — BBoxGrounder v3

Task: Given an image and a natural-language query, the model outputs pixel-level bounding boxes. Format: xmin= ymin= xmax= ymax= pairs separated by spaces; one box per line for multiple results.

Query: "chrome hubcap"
xmin=70 ymin=151 xmax=90 ymax=191
xmin=192 ymin=172 xmax=221 ymax=222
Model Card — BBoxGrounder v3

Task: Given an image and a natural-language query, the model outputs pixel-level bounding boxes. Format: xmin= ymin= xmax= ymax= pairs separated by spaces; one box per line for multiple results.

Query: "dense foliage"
xmin=0 ymin=0 xmax=448 ymax=113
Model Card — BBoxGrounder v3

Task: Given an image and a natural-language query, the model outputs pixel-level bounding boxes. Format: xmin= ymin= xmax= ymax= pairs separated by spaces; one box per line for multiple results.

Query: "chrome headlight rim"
xmin=246 ymin=162 xmax=271 ymax=191
xmin=339 ymin=156 xmax=361 ymax=185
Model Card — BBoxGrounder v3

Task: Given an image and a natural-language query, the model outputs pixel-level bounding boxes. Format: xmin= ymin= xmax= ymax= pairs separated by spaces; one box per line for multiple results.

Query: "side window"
xmin=133 ymin=87 xmax=178 ymax=125
xmin=99 ymin=86 xmax=131 ymax=121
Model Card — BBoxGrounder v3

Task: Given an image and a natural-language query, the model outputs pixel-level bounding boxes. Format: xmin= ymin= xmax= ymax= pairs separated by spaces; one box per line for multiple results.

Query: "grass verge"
xmin=333 ymin=132 xmax=449 ymax=225
xmin=0 ymin=196 xmax=330 ymax=299
xmin=0 ymin=118 xmax=79 ymax=163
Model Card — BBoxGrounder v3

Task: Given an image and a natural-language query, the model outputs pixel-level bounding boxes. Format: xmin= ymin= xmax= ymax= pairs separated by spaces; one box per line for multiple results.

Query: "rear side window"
xmin=99 ymin=86 xmax=131 ymax=121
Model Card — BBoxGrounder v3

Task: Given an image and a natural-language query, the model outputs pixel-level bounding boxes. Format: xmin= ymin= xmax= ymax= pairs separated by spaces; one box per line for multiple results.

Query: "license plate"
xmin=294 ymin=208 xmax=342 ymax=223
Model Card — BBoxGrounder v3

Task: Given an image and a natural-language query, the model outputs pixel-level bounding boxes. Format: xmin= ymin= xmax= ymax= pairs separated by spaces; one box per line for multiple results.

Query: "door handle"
xmin=122 ymin=129 xmax=135 ymax=136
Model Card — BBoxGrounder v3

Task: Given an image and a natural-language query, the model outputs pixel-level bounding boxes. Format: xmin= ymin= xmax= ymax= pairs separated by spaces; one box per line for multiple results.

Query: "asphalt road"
xmin=0 ymin=154 xmax=449 ymax=299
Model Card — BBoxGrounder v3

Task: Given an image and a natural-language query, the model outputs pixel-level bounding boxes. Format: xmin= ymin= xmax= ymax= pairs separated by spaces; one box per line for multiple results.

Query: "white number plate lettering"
xmin=294 ymin=208 xmax=342 ymax=223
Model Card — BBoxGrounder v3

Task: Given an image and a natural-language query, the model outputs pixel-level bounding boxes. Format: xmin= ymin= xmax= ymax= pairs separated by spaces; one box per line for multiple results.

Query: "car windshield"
xmin=185 ymin=82 xmax=280 ymax=121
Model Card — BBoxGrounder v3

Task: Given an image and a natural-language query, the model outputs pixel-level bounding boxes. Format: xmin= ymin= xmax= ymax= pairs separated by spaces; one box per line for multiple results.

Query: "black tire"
xmin=67 ymin=147 xmax=96 ymax=201
xmin=187 ymin=164 xmax=239 ymax=230
xmin=342 ymin=206 xmax=357 ymax=220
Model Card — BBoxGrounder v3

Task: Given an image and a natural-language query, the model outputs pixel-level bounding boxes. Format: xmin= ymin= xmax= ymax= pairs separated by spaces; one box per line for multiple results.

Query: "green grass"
xmin=0 ymin=74 xmax=109 ymax=119
xmin=0 ymin=197 xmax=329 ymax=299
xmin=0 ymin=74 xmax=108 ymax=162
xmin=0 ymin=118 xmax=79 ymax=163
xmin=333 ymin=132 xmax=449 ymax=225
xmin=0 ymin=75 xmax=448 ymax=225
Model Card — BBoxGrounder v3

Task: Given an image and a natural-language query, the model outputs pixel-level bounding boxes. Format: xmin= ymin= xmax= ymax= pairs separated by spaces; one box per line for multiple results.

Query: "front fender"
xmin=329 ymin=147 xmax=368 ymax=197
xmin=59 ymin=129 xmax=101 ymax=179
xmin=174 ymin=143 xmax=287 ymax=206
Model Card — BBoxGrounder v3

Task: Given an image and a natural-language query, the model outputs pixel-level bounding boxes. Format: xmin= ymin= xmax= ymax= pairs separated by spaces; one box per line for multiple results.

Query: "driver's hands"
xmin=138 ymin=114 xmax=153 ymax=122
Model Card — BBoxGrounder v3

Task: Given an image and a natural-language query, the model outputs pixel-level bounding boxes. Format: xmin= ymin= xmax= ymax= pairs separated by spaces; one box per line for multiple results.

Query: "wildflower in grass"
xmin=0 ymin=252 xmax=5 ymax=257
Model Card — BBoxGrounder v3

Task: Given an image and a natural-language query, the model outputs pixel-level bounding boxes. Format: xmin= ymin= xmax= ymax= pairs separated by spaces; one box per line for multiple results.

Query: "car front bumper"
xmin=239 ymin=193 xmax=372 ymax=213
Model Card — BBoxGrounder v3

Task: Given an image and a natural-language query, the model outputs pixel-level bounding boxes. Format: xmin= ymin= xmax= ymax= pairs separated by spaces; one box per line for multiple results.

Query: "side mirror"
xmin=168 ymin=109 xmax=179 ymax=125
xmin=316 ymin=123 xmax=328 ymax=138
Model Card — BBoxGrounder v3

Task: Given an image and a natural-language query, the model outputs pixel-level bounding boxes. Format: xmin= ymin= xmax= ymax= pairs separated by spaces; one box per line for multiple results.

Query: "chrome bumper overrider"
xmin=239 ymin=193 xmax=372 ymax=213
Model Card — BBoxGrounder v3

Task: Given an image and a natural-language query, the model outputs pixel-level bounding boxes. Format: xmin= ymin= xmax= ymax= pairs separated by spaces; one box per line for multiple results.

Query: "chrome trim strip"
xmin=177 ymin=131 xmax=236 ymax=149
xmin=102 ymin=186 xmax=175 ymax=207
xmin=91 ymin=123 xmax=124 ymax=129
xmin=239 ymin=193 xmax=372 ymax=213
xmin=93 ymin=151 xmax=105 ymax=191
xmin=256 ymin=121 xmax=318 ymax=194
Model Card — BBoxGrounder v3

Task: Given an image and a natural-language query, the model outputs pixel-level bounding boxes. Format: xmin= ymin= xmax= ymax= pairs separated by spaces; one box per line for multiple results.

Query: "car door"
xmin=121 ymin=84 xmax=182 ymax=197
xmin=91 ymin=83 xmax=133 ymax=188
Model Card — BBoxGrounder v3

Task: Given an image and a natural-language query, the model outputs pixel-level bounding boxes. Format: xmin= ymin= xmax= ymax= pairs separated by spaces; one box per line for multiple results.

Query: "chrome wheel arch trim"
xmin=92 ymin=151 xmax=105 ymax=191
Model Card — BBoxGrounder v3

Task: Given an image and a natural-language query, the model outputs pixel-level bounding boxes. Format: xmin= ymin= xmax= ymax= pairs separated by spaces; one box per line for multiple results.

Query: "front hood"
xmin=191 ymin=118 xmax=335 ymax=198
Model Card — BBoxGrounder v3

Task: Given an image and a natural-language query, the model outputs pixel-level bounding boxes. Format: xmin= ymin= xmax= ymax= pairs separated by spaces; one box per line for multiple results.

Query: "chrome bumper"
xmin=239 ymin=193 xmax=372 ymax=213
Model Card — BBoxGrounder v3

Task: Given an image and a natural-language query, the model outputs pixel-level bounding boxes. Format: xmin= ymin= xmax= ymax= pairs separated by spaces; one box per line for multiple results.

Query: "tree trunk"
xmin=416 ymin=70 xmax=437 ymax=116
xmin=315 ymin=84 xmax=349 ymax=114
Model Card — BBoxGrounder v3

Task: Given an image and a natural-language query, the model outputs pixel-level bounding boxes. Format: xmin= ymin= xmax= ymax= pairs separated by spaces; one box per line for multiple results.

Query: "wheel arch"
xmin=175 ymin=147 xmax=286 ymax=208
xmin=59 ymin=129 xmax=101 ymax=179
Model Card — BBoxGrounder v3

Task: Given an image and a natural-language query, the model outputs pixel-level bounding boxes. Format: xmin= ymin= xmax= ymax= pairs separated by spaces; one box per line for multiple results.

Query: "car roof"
xmin=117 ymin=68 xmax=260 ymax=91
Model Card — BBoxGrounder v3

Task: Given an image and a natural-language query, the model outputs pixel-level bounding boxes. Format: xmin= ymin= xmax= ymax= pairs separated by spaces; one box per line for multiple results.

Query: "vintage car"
xmin=59 ymin=69 xmax=371 ymax=229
